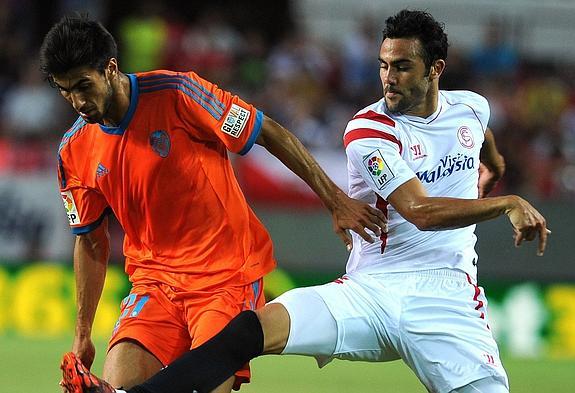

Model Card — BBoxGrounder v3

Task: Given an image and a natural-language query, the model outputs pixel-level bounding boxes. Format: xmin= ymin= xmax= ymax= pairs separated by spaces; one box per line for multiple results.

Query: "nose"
xmin=70 ymin=92 xmax=87 ymax=112
xmin=382 ymin=68 xmax=397 ymax=85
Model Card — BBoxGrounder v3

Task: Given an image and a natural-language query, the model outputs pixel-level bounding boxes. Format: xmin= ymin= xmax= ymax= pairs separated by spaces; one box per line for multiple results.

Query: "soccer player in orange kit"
xmin=41 ymin=16 xmax=385 ymax=393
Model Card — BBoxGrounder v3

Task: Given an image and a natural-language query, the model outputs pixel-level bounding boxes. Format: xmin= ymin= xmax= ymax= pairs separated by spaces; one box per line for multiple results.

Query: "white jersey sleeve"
xmin=344 ymin=121 xmax=416 ymax=200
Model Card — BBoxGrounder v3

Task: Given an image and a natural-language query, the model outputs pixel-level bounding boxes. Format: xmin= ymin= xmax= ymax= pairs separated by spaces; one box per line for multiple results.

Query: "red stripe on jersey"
xmin=466 ymin=274 xmax=485 ymax=319
xmin=353 ymin=110 xmax=395 ymax=127
xmin=343 ymin=128 xmax=403 ymax=154
xmin=376 ymin=195 xmax=389 ymax=254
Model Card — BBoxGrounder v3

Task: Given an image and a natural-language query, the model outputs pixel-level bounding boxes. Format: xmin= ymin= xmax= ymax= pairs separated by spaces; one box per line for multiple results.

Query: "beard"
xmin=87 ymin=81 xmax=115 ymax=124
xmin=385 ymin=95 xmax=409 ymax=114
xmin=99 ymin=82 xmax=115 ymax=122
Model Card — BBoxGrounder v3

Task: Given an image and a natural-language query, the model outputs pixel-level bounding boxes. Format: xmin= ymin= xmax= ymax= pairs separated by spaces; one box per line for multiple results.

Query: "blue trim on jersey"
xmin=139 ymin=73 xmax=225 ymax=112
xmin=99 ymin=74 xmax=139 ymax=135
xmin=238 ymin=110 xmax=264 ymax=156
xmin=139 ymin=83 xmax=222 ymax=121
xmin=71 ymin=208 xmax=112 ymax=235
xmin=139 ymin=78 xmax=224 ymax=117
xmin=58 ymin=117 xmax=87 ymax=153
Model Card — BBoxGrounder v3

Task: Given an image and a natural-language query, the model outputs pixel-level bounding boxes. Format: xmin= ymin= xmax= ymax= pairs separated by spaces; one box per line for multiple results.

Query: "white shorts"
xmin=271 ymin=269 xmax=509 ymax=393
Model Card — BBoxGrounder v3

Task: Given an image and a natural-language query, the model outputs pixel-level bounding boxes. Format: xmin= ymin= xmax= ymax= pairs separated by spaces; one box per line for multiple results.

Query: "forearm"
xmin=258 ymin=117 xmax=342 ymax=211
xmin=407 ymin=195 xmax=517 ymax=230
xmin=73 ymin=230 xmax=110 ymax=336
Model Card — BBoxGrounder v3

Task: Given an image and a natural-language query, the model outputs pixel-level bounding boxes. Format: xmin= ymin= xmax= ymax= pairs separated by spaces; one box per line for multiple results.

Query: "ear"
xmin=429 ymin=59 xmax=445 ymax=81
xmin=106 ymin=58 xmax=119 ymax=79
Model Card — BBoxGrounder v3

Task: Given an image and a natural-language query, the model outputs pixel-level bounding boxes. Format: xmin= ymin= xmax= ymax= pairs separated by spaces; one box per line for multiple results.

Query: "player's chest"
xmin=399 ymin=119 xmax=483 ymax=185
xmin=87 ymin=125 xmax=199 ymax=192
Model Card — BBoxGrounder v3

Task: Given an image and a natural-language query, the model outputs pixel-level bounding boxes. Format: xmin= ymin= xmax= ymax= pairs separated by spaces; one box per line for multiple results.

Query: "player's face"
xmin=379 ymin=38 xmax=436 ymax=116
xmin=52 ymin=66 xmax=114 ymax=124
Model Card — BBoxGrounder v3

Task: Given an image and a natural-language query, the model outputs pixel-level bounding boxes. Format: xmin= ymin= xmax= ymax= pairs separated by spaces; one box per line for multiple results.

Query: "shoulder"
xmin=58 ymin=117 xmax=92 ymax=155
xmin=344 ymin=100 xmax=402 ymax=151
xmin=136 ymin=70 xmax=224 ymax=115
xmin=441 ymin=90 xmax=489 ymax=110
xmin=441 ymin=90 xmax=490 ymax=129
xmin=136 ymin=69 xmax=213 ymax=98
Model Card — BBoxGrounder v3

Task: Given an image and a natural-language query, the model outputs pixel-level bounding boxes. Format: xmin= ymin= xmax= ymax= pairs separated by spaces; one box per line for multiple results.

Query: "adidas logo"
xmin=96 ymin=163 xmax=109 ymax=178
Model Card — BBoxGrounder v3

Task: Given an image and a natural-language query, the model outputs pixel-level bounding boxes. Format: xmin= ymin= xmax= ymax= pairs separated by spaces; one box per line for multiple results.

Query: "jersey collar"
xmin=98 ymin=74 xmax=139 ymax=135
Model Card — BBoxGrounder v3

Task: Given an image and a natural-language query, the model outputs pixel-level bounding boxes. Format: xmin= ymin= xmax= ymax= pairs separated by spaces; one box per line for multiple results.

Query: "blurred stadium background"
xmin=1 ymin=0 xmax=574 ymax=391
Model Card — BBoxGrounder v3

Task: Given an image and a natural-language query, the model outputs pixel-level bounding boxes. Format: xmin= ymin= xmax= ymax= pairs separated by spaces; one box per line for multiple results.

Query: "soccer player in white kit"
xmin=61 ymin=9 xmax=550 ymax=393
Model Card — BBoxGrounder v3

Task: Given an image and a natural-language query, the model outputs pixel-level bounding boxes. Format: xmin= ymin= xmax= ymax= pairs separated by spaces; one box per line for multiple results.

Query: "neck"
xmin=102 ymin=73 xmax=131 ymax=127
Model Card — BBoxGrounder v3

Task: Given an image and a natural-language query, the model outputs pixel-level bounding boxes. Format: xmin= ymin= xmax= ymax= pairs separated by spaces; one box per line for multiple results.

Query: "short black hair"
xmin=382 ymin=9 xmax=448 ymax=69
xmin=39 ymin=15 xmax=117 ymax=82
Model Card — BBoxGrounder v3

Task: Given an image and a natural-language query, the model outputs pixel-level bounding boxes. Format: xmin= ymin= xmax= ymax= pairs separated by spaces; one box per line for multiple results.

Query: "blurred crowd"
xmin=1 ymin=1 xmax=575 ymax=201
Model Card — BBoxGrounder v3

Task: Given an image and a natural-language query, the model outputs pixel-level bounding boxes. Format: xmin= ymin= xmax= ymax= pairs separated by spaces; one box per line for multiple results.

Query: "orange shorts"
xmin=108 ymin=278 xmax=265 ymax=389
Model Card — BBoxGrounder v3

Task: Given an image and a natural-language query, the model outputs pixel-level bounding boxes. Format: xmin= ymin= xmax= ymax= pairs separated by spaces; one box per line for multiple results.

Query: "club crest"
xmin=150 ymin=130 xmax=171 ymax=158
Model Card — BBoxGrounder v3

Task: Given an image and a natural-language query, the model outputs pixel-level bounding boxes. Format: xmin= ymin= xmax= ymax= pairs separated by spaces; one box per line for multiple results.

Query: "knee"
xmin=254 ymin=304 xmax=290 ymax=354
xmin=103 ymin=341 xmax=163 ymax=389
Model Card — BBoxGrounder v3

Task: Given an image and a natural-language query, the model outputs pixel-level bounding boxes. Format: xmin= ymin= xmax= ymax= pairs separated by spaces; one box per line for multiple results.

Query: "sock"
xmin=127 ymin=310 xmax=264 ymax=393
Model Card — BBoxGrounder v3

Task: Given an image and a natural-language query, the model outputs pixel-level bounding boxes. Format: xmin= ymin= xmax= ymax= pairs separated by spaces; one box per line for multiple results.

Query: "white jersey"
xmin=344 ymin=90 xmax=490 ymax=279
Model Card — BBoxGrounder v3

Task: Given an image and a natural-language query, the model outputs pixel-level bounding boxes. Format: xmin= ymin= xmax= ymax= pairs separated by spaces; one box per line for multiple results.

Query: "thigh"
xmin=398 ymin=273 xmax=509 ymax=393
xmin=184 ymin=278 xmax=265 ymax=391
xmin=187 ymin=278 xmax=265 ymax=348
xmin=450 ymin=376 xmax=509 ymax=393
xmin=108 ymin=286 xmax=192 ymax=367
xmin=273 ymin=275 xmax=400 ymax=366
xmin=270 ymin=286 xmax=338 ymax=362
xmin=103 ymin=340 xmax=163 ymax=389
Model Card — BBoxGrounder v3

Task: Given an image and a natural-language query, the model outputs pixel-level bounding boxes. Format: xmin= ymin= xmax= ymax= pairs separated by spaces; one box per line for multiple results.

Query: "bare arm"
xmin=72 ymin=216 xmax=111 ymax=369
xmin=256 ymin=115 xmax=386 ymax=248
xmin=388 ymin=178 xmax=549 ymax=255
xmin=478 ymin=128 xmax=505 ymax=198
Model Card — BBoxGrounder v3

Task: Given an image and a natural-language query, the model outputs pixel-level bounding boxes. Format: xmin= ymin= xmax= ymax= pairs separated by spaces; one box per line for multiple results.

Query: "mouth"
xmin=385 ymin=89 xmax=401 ymax=98
xmin=78 ymin=108 xmax=96 ymax=120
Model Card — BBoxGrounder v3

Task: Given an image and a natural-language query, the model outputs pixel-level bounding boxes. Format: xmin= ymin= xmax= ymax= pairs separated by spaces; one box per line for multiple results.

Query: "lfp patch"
xmin=222 ymin=104 xmax=250 ymax=138
xmin=61 ymin=190 xmax=81 ymax=225
xmin=363 ymin=150 xmax=395 ymax=189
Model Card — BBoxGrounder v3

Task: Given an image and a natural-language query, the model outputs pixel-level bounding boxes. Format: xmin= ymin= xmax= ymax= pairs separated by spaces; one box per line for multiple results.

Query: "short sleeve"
xmin=58 ymin=154 xmax=110 ymax=234
xmin=465 ymin=91 xmax=490 ymax=133
xmin=176 ymin=71 xmax=263 ymax=155
xmin=345 ymin=134 xmax=416 ymax=200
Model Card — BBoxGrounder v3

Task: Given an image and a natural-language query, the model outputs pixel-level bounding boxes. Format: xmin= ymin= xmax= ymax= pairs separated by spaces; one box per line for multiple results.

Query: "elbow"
xmin=412 ymin=217 xmax=436 ymax=231
xmin=495 ymin=154 xmax=506 ymax=179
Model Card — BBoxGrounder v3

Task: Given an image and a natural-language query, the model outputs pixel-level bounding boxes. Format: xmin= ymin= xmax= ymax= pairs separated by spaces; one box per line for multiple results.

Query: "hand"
xmin=72 ymin=331 xmax=96 ymax=370
xmin=506 ymin=196 xmax=550 ymax=256
xmin=478 ymin=162 xmax=500 ymax=198
xmin=331 ymin=192 xmax=387 ymax=250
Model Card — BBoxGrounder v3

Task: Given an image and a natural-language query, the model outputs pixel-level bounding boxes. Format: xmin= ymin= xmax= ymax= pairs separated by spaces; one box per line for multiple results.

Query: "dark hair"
xmin=382 ymin=9 xmax=448 ymax=69
xmin=39 ymin=15 xmax=117 ymax=82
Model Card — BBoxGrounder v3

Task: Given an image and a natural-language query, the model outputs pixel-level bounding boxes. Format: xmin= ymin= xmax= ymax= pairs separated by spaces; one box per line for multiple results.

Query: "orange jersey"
xmin=58 ymin=70 xmax=276 ymax=290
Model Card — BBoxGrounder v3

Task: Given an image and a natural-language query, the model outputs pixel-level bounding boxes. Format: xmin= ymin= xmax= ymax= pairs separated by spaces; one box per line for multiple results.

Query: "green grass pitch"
xmin=2 ymin=335 xmax=574 ymax=392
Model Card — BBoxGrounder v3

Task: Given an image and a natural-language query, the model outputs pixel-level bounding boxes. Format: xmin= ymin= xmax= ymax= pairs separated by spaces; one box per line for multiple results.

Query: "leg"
xmin=266 ymin=287 xmax=338 ymax=359
xmin=209 ymin=377 xmax=234 ymax=393
xmin=257 ymin=302 xmax=291 ymax=354
xmin=450 ymin=376 xmax=509 ymax=393
xmin=103 ymin=340 xmax=163 ymax=389
xmin=396 ymin=270 xmax=509 ymax=393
